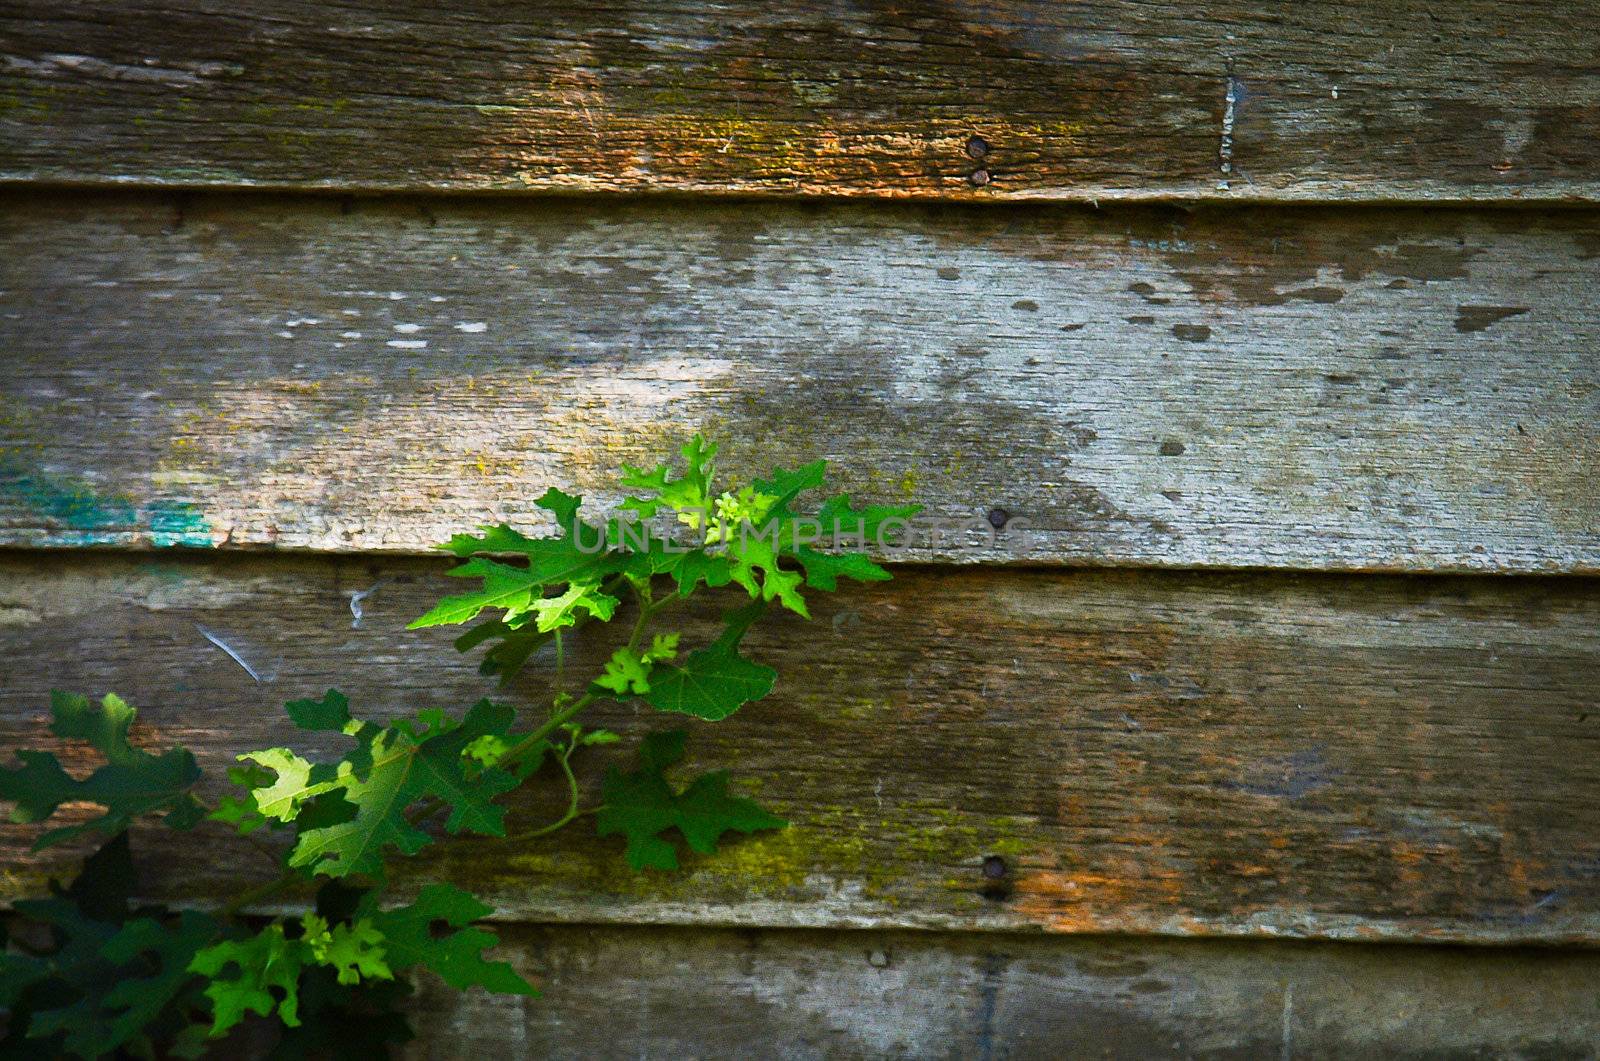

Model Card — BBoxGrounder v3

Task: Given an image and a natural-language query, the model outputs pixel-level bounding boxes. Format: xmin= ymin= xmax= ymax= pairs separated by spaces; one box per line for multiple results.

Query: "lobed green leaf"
xmin=596 ymin=730 xmax=786 ymax=871
xmin=0 ymin=692 xmax=202 ymax=850
xmin=363 ymin=884 xmax=536 ymax=996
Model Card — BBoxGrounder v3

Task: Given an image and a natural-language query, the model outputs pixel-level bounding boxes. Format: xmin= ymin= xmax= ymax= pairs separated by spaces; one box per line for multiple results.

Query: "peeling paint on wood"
xmin=2 ymin=552 xmax=1599 ymax=944
xmin=2 ymin=2 xmax=1600 ymax=202
xmin=1 ymin=192 xmax=1597 ymax=571
xmin=0 ymin=456 xmax=212 ymax=548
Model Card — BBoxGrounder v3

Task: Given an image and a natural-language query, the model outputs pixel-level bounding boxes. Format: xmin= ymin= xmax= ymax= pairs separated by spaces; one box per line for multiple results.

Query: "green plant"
xmin=0 ymin=436 xmax=917 ymax=1057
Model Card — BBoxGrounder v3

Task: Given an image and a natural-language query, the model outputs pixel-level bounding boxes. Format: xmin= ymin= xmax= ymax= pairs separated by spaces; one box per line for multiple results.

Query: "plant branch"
xmin=220 ymin=870 xmax=300 ymax=920
xmin=508 ymin=738 xmax=588 ymax=841
xmin=553 ymin=628 xmax=565 ymax=697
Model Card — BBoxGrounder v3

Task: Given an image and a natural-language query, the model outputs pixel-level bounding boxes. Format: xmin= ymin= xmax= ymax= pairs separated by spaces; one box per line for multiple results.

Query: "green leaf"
xmin=256 ymin=884 xmax=415 ymax=1057
xmin=364 ymin=884 xmax=536 ymax=996
xmin=189 ymin=923 xmax=307 ymax=1037
xmin=752 ymin=459 xmax=828 ymax=523
xmin=812 ymin=494 xmax=921 ymax=548
xmin=411 ymin=488 xmax=623 ymax=631
xmin=670 ymin=549 xmax=733 ymax=597
xmin=790 ymin=547 xmax=892 ymax=590
xmin=594 ymin=647 xmax=652 ymax=695
xmin=285 ymin=689 xmax=352 ymax=732
xmin=4 ymin=847 xmax=127 ymax=1055
xmin=514 ymin=579 xmax=619 ymax=633
xmin=0 ymin=948 xmax=50 ymax=1012
xmin=83 ymin=910 xmax=217 ymax=1054
xmin=646 ymin=633 xmax=681 ymax=662
xmin=533 ymin=485 xmax=584 ymax=530
xmin=0 ymin=692 xmax=202 ymax=849
xmin=436 ymin=522 xmax=543 ymax=558
xmin=455 ymin=619 xmax=545 ymax=683
xmin=640 ymin=603 xmax=776 ymax=721
xmin=187 ymin=908 xmax=393 ymax=1041
xmin=717 ymin=508 xmax=810 ymax=617
xmin=407 ymin=557 xmax=550 ymax=629
xmin=790 ymin=494 xmax=921 ymax=588
xmin=410 ymin=550 xmax=623 ymax=631
xmin=300 ymin=914 xmax=392 ymax=986
xmin=620 ymin=434 xmax=717 ymax=529
xmin=596 ymin=730 xmax=786 ymax=871
xmin=592 ymin=634 xmax=679 ymax=696
xmin=437 ymin=488 xmax=590 ymax=557
xmin=237 ymin=747 xmax=342 ymax=824
xmin=285 ymin=699 xmax=518 ymax=880
xmin=209 ymin=763 xmax=284 ymax=835
xmin=6 ymin=835 xmax=218 ymax=1059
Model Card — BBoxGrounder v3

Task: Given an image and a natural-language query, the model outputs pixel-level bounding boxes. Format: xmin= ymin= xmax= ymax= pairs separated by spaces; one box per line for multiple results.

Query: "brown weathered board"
xmin=3 ymin=552 xmax=1598 ymax=944
xmin=401 ymin=924 xmax=1600 ymax=1059
xmin=2 ymin=2 xmax=1599 ymax=203
xmin=3 ymin=191 xmax=1598 ymax=572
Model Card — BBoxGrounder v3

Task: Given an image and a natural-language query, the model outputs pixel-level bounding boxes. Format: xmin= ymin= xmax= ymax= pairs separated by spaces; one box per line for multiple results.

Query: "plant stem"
xmin=494 ymin=577 xmax=674 ymax=771
xmin=495 ymin=691 xmax=593 ymax=768
xmin=220 ymin=871 xmax=299 ymax=920
xmin=626 ymin=578 xmax=655 ymax=651
xmin=508 ymin=741 xmax=587 ymax=841
xmin=553 ymin=628 xmax=565 ymax=696
xmin=509 ymin=805 xmax=602 ymax=842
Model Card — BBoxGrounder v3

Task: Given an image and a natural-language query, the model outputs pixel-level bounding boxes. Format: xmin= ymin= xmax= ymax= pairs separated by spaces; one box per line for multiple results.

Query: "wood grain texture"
xmin=3 ymin=551 xmax=1598 ymax=945
xmin=3 ymin=2 xmax=1599 ymax=202
xmin=3 ymin=191 xmax=1599 ymax=572
xmin=399 ymin=924 xmax=1600 ymax=1059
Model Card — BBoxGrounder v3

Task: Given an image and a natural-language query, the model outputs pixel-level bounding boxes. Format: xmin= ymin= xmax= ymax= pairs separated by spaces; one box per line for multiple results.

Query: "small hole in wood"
xmin=980 ymin=855 xmax=1012 ymax=901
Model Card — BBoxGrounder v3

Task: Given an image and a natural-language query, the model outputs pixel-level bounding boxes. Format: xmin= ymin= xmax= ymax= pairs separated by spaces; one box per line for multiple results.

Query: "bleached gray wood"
xmin=2 ymin=191 xmax=1598 ymax=572
xmin=403 ymin=924 xmax=1600 ymax=1059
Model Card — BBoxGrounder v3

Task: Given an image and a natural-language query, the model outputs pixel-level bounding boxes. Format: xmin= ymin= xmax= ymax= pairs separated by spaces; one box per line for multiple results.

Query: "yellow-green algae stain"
xmin=496 ymin=804 xmax=1054 ymax=911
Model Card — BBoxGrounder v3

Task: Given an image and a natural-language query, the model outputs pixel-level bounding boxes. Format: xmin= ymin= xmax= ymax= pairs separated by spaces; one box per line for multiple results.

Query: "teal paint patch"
xmin=0 ymin=457 xmax=212 ymax=548
xmin=0 ymin=456 xmax=137 ymax=545
xmin=145 ymin=499 xmax=213 ymax=548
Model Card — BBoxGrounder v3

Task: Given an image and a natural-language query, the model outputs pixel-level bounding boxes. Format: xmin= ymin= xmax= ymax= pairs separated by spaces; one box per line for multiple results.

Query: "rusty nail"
xmin=969 ymin=168 xmax=992 ymax=187
xmin=982 ymin=855 xmax=1008 ymax=879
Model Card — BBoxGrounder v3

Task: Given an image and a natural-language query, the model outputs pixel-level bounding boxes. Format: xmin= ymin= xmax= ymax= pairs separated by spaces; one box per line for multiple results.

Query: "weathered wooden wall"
xmin=402 ymin=925 xmax=1600 ymax=1058
xmin=3 ymin=1 xmax=1600 ymax=1056
xmin=6 ymin=552 xmax=1600 ymax=947
xmin=4 ymin=1 xmax=1600 ymax=202
xmin=4 ymin=192 xmax=1598 ymax=571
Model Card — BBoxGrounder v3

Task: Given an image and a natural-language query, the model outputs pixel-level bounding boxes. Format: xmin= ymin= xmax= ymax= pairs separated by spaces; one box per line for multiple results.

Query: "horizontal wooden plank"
xmin=398 ymin=924 xmax=1600 ymax=1058
xmin=2 ymin=193 xmax=1599 ymax=572
xmin=3 ymin=551 xmax=1599 ymax=945
xmin=3 ymin=2 xmax=1599 ymax=202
